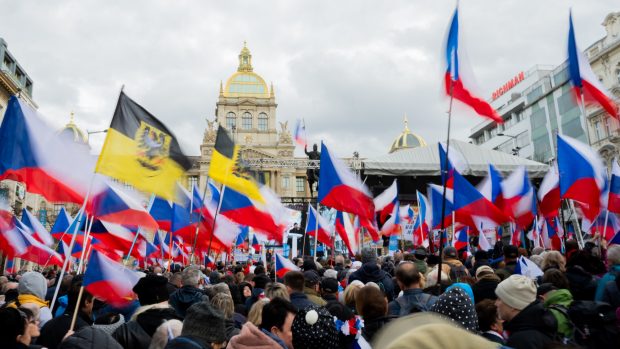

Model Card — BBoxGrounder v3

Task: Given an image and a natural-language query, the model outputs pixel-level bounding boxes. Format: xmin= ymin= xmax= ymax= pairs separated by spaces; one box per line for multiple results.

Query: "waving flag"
xmin=501 ymin=167 xmax=536 ymax=229
xmin=428 ymin=184 xmax=454 ymax=229
xmin=318 ymin=143 xmax=374 ymax=220
xmin=358 ymin=216 xmax=380 ymax=242
xmin=0 ymin=97 xmax=95 ymax=203
xmin=542 ymin=217 xmax=563 ymax=251
xmin=444 ymin=7 xmax=502 ymax=122
xmin=293 ymin=119 xmax=307 ymax=148
xmin=453 ymin=170 xmax=508 ymax=227
xmin=538 ymin=164 xmax=561 ymax=218
xmin=251 ymin=234 xmax=261 ymax=252
xmin=608 ymin=160 xmax=620 ymax=214
xmin=219 ymin=187 xmax=283 ymax=241
xmin=95 ymin=92 xmax=192 ymax=201
xmin=133 ymin=238 xmax=158 ymax=261
xmin=57 ymin=239 xmax=83 ymax=259
xmin=439 ymin=143 xmax=467 ymax=188
xmin=305 ymin=206 xmax=333 ymax=246
xmin=149 ymin=197 xmax=173 ymax=231
xmin=203 ymin=253 xmax=216 ymax=269
xmin=88 ymin=182 xmax=157 ymax=230
xmin=336 ymin=211 xmax=359 ymax=256
xmin=477 ymin=164 xmax=504 ymax=206
xmin=21 ymin=208 xmax=53 ymax=247
xmin=380 ymin=202 xmax=401 ymax=237
xmin=50 ymin=207 xmax=72 ymax=239
xmin=235 ymin=226 xmax=249 ymax=248
xmin=413 ymin=191 xmax=429 ymax=231
xmin=514 ymin=255 xmax=544 ymax=280
xmin=557 ymin=134 xmax=606 ymax=221
xmin=89 ymin=220 xmax=136 ymax=256
xmin=83 ymin=250 xmax=141 ymax=307
xmin=0 ymin=209 xmax=27 ymax=257
xmin=399 ymin=205 xmax=415 ymax=223
xmin=453 ymin=227 xmax=469 ymax=252
xmin=568 ymin=12 xmax=618 ymax=119
xmin=12 ymin=218 xmax=63 ymax=267
xmin=275 ymin=253 xmax=300 ymax=278
xmin=374 ymin=180 xmax=398 ymax=224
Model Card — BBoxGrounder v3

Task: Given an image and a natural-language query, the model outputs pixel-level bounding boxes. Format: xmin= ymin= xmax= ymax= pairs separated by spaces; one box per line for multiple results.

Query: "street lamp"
xmin=87 ymin=129 xmax=107 ymax=142
xmin=497 ymin=132 xmax=520 ymax=156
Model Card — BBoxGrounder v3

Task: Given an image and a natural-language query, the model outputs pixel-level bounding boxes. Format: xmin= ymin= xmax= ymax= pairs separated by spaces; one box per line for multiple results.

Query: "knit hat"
xmin=430 ymin=287 xmax=478 ymax=332
xmin=475 ymin=265 xmax=495 ymax=279
xmin=92 ymin=313 xmax=125 ymax=336
xmin=182 ymin=301 xmax=226 ymax=344
xmin=495 ymin=274 xmax=536 ymax=310
xmin=132 ymin=274 xmax=169 ymax=306
xmin=292 ymin=305 xmax=338 ymax=349
xmin=320 ymin=278 xmax=339 ymax=294
xmin=303 ymin=270 xmax=320 ymax=286
xmin=18 ymin=271 xmax=47 ymax=300
xmin=361 ymin=247 xmax=377 ymax=264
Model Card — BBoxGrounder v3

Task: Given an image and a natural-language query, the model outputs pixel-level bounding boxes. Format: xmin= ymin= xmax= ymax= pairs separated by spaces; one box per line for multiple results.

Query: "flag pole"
xmin=69 ymin=285 xmax=85 ymax=331
xmin=437 ymin=74 xmax=455 ymax=288
xmin=190 ymin=181 xmax=211 ymax=264
xmin=207 ymin=184 xmax=226 ymax=257
xmin=568 ymin=199 xmax=586 ymax=249
xmin=76 ymin=215 xmax=94 ymax=274
xmin=313 ymin=202 xmax=320 ymax=261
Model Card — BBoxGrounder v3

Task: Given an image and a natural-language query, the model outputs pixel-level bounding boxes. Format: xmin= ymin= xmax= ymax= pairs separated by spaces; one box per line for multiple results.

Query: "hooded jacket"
xmin=58 ymin=326 xmax=122 ymax=349
xmin=504 ymin=300 xmax=557 ymax=349
xmin=348 ymin=263 xmax=395 ymax=300
xmin=543 ymin=289 xmax=574 ymax=340
xmin=226 ymin=322 xmax=286 ymax=349
xmin=168 ymin=286 xmax=209 ymax=318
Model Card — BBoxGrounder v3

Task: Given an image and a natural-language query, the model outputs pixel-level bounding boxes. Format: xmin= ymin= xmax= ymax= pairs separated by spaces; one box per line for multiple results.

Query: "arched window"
xmin=242 ymin=112 xmax=252 ymax=130
xmin=226 ymin=112 xmax=236 ymax=129
xmin=258 ymin=113 xmax=268 ymax=131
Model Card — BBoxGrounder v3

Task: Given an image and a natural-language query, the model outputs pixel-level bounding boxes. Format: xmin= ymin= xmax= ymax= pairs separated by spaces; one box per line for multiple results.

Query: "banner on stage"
xmin=233 ymin=250 xmax=249 ymax=262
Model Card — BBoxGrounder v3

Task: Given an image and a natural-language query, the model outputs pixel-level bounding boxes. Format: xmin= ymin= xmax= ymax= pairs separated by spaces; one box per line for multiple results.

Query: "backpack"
xmin=395 ymin=293 xmax=434 ymax=316
xmin=549 ymin=300 xmax=619 ymax=348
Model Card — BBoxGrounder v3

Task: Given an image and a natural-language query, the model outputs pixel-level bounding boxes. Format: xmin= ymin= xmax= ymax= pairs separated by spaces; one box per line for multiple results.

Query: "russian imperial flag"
xmin=83 ymin=250 xmax=141 ymax=307
xmin=568 ymin=12 xmax=618 ymax=119
xmin=318 ymin=142 xmax=374 ymax=220
xmin=275 ymin=253 xmax=300 ymax=278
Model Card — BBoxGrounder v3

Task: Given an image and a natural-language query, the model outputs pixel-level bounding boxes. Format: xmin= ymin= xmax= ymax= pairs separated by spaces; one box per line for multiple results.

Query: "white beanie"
xmin=495 ymin=274 xmax=536 ymax=310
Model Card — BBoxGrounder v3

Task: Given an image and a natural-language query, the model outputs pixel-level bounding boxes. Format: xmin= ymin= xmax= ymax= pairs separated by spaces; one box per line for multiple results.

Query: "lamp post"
xmin=497 ymin=132 xmax=520 ymax=156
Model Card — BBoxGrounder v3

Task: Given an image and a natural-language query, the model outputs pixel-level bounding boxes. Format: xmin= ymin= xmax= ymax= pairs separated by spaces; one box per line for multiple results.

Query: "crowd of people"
xmin=1 ymin=239 xmax=620 ymax=349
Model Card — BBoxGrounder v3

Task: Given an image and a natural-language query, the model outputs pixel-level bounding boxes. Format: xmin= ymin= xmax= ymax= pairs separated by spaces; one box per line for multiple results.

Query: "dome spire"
xmin=403 ymin=114 xmax=410 ymax=132
xmin=238 ymin=41 xmax=253 ymax=72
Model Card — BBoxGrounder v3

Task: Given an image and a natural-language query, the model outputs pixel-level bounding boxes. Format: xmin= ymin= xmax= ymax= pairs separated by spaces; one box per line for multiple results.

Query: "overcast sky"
xmin=2 ymin=1 xmax=618 ymax=159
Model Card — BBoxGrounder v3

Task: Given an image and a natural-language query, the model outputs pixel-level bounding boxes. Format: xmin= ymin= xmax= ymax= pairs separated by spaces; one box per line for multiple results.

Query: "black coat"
xmin=504 ymin=300 xmax=557 ymax=349
xmin=112 ymin=307 xmax=180 ymax=349
xmin=349 ymin=263 xmax=395 ymax=301
xmin=169 ymin=286 xmax=209 ymax=318
xmin=58 ymin=327 xmax=122 ymax=349
xmin=472 ymin=278 xmax=499 ymax=304
xmin=38 ymin=311 xmax=92 ymax=349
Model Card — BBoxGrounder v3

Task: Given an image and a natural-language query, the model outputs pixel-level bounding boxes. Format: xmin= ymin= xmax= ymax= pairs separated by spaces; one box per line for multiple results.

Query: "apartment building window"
xmin=296 ymin=177 xmax=305 ymax=193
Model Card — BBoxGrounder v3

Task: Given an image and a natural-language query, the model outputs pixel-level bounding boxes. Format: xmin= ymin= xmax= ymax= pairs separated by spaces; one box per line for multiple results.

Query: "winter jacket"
xmin=303 ymin=287 xmax=327 ymax=306
xmin=387 ymin=288 xmax=437 ymax=316
xmin=495 ymin=261 xmax=517 ymax=280
xmin=595 ymin=264 xmax=620 ymax=301
xmin=565 ymin=265 xmax=598 ymax=301
xmin=348 ymin=262 xmax=395 ymax=300
xmin=289 ymin=292 xmax=314 ymax=311
xmin=225 ymin=319 xmax=241 ymax=341
xmin=165 ymin=335 xmax=212 ymax=349
xmin=361 ymin=316 xmax=395 ymax=343
xmin=244 ymin=287 xmax=264 ymax=311
xmin=227 ymin=322 xmax=286 ymax=349
xmin=602 ymin=278 xmax=620 ymax=308
xmin=38 ymin=311 xmax=92 ymax=349
xmin=440 ymin=258 xmax=469 ymax=281
xmin=504 ymin=300 xmax=557 ymax=349
xmin=323 ymin=294 xmax=353 ymax=320
xmin=58 ymin=326 xmax=122 ymax=349
xmin=543 ymin=289 xmax=574 ymax=340
xmin=472 ymin=277 xmax=499 ymax=304
xmin=169 ymin=286 xmax=209 ymax=318
xmin=112 ymin=307 xmax=180 ymax=349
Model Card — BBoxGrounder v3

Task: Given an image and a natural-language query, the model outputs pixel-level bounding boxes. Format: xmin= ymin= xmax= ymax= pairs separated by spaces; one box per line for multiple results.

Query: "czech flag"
xmin=428 ymin=183 xmax=456 ymax=230
xmin=568 ymin=12 xmax=618 ymax=119
xmin=453 ymin=227 xmax=469 ymax=252
xmin=453 ymin=170 xmax=508 ymax=228
xmin=149 ymin=197 xmax=173 ymax=232
xmin=133 ymin=238 xmax=159 ymax=261
xmin=219 ymin=187 xmax=283 ymax=241
xmin=399 ymin=204 xmax=415 ymax=223
xmin=203 ymin=253 xmax=216 ymax=269
xmin=542 ymin=217 xmax=563 ymax=251
xmin=0 ymin=96 xmax=95 ymax=203
xmin=0 ymin=209 xmax=27 ymax=258
xmin=57 ymin=239 xmax=83 ymax=260
xmin=21 ymin=208 xmax=54 ymax=247
xmin=89 ymin=220 xmax=136 ymax=256
xmin=380 ymin=202 xmax=401 ymax=237
xmin=358 ymin=216 xmax=380 ymax=242
xmin=83 ymin=249 xmax=141 ymax=307
xmin=235 ymin=225 xmax=249 ymax=248
xmin=444 ymin=7 xmax=502 ymax=122
xmin=293 ymin=119 xmax=307 ymax=148
xmin=374 ymin=180 xmax=398 ymax=224
xmin=413 ymin=191 xmax=429 ymax=232
xmin=557 ymin=134 xmax=606 ymax=221
xmin=336 ymin=211 xmax=359 ymax=256
xmin=12 ymin=218 xmax=63 ymax=267
xmin=275 ymin=252 xmax=300 ymax=278
xmin=538 ymin=163 xmax=561 ymax=218
xmin=50 ymin=207 xmax=72 ymax=240
xmin=439 ymin=143 xmax=467 ymax=189
xmin=476 ymin=164 xmax=504 ymax=207
xmin=318 ymin=143 xmax=374 ymax=220
xmin=305 ymin=205 xmax=333 ymax=246
xmin=251 ymin=234 xmax=261 ymax=252
xmin=608 ymin=160 xmax=620 ymax=214
xmin=88 ymin=182 xmax=158 ymax=231
xmin=501 ymin=167 xmax=536 ymax=229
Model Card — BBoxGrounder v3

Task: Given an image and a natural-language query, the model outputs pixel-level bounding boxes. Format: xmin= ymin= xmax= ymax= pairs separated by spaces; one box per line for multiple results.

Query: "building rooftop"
xmin=389 ymin=116 xmax=427 ymax=153
xmin=223 ymin=42 xmax=271 ymax=98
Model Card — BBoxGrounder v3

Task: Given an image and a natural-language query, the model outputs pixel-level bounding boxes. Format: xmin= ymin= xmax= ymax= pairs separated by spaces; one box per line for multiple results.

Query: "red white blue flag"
xmin=293 ymin=119 xmax=307 ymax=148
xmin=374 ymin=180 xmax=398 ymax=224
xmin=83 ymin=250 xmax=140 ymax=306
xmin=275 ymin=252 xmax=300 ymax=278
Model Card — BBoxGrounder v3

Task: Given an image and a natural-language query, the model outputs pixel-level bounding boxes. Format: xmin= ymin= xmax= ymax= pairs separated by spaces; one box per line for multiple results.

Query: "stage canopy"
xmin=362 ymin=139 xmax=549 ymax=178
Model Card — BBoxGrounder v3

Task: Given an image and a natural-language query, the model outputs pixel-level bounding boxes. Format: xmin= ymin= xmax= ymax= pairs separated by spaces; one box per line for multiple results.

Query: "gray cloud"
xmin=1 ymin=0 xmax=616 ymax=158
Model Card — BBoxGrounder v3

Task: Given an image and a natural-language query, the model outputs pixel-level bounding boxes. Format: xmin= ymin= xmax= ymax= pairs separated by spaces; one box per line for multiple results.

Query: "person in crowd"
xmin=388 ymin=262 xmax=437 ymax=316
xmin=356 ymin=285 xmax=393 ymax=343
xmin=283 ymin=271 xmax=314 ymax=310
xmin=166 ymin=272 xmax=182 ymax=295
xmin=148 ymin=320 xmax=182 ymax=349
xmin=440 ymin=246 xmax=469 ymax=282
xmin=601 ymin=269 xmax=620 ymax=308
xmin=92 ymin=313 xmax=125 ymax=337
xmin=565 ymin=264 xmax=598 ymax=301
xmin=291 ymin=305 xmax=339 ymax=349
xmin=320 ymin=277 xmax=351 ymax=319
xmin=430 ymin=286 xmax=478 ymax=332
xmin=472 ymin=265 xmax=500 ymax=304
xmin=475 ymin=299 xmax=505 ymax=345
xmin=342 ymin=280 xmax=364 ymax=314
xmin=169 ymin=266 xmax=209 ymax=318
xmin=495 ymin=274 xmax=557 ymax=349
xmin=539 ymin=285 xmax=574 ymax=341
xmin=244 ymin=274 xmax=270 ymax=311
xmin=541 ymin=251 xmax=566 ymax=272
xmin=470 ymin=250 xmax=490 ymax=276
xmin=228 ymin=297 xmax=297 ymax=349
xmin=16 ymin=307 xmax=43 ymax=349
xmin=265 ymin=282 xmax=290 ymax=301
xmin=165 ymin=301 xmax=227 ymax=349
xmin=211 ymin=293 xmax=241 ymax=341
xmin=11 ymin=272 xmax=54 ymax=327
xmin=58 ymin=327 xmax=122 ymax=349
xmin=38 ymin=277 xmax=94 ymax=349
xmin=0 ymin=307 xmax=33 ymax=349
xmin=302 ymin=270 xmax=327 ymax=306
xmin=237 ymin=282 xmax=252 ymax=307
xmin=246 ymin=298 xmax=269 ymax=326
xmin=423 ymin=267 xmax=451 ymax=295
xmin=542 ymin=268 xmax=570 ymax=289
xmin=348 ymin=248 xmax=395 ymax=301
xmin=495 ymin=245 xmax=519 ymax=280
xmin=596 ymin=244 xmax=620 ymax=301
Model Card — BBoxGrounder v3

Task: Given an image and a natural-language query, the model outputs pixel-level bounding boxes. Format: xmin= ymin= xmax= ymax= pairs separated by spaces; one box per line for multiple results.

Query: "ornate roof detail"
xmin=389 ymin=115 xmax=427 ymax=153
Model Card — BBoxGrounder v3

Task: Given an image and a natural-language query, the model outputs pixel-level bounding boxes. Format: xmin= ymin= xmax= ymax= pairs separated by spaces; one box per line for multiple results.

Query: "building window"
xmin=296 ymin=177 xmax=305 ymax=193
xmin=258 ymin=113 xmax=268 ymax=131
xmin=282 ymin=176 xmax=290 ymax=189
xmin=242 ymin=112 xmax=252 ymax=130
xmin=594 ymin=120 xmax=603 ymax=141
xmin=226 ymin=112 xmax=236 ymax=129
xmin=258 ymin=171 xmax=270 ymax=186
xmin=187 ymin=176 xmax=198 ymax=191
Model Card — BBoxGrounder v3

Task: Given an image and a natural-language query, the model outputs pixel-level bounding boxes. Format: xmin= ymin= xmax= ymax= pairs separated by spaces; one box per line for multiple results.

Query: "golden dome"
xmin=389 ymin=116 xmax=427 ymax=153
xmin=223 ymin=42 xmax=270 ymax=98
xmin=59 ymin=112 xmax=88 ymax=145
